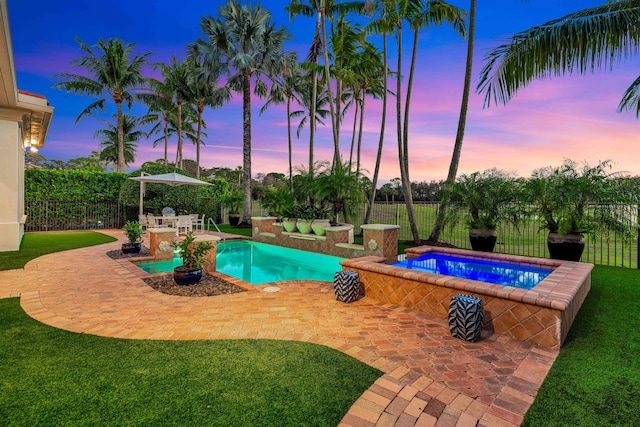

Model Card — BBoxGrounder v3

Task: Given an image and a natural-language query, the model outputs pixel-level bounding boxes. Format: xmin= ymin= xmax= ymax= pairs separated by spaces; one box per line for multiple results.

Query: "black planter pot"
xmin=547 ymin=233 xmax=585 ymax=261
xmin=228 ymin=214 xmax=241 ymax=227
xmin=121 ymin=242 xmax=142 ymax=254
xmin=469 ymin=229 xmax=498 ymax=252
xmin=173 ymin=266 xmax=203 ymax=285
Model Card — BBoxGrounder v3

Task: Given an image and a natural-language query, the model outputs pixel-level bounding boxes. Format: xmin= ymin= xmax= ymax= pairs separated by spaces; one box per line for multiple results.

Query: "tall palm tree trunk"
xmin=356 ymin=91 xmax=365 ymax=174
xmin=365 ymin=32 xmax=388 ymax=224
xmin=116 ymin=101 xmax=125 ymax=173
xmin=196 ymin=106 xmax=204 ymax=178
xmin=320 ymin=9 xmax=341 ymax=169
xmin=309 ymin=67 xmax=318 ymax=178
xmin=429 ymin=0 xmax=476 ymax=242
xmin=241 ymin=73 xmax=252 ymax=225
xmin=349 ymin=99 xmax=359 ymax=169
xmin=287 ymin=96 xmax=293 ymax=191
xmin=163 ymin=116 xmax=169 ymax=165
xmin=175 ymin=101 xmax=183 ymax=169
xmin=309 ymin=14 xmax=321 ymax=178
xmin=394 ymin=21 xmax=420 ymax=243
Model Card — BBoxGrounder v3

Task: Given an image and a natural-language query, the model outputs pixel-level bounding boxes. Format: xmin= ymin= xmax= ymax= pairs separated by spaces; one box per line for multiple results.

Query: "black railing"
xmin=362 ymin=202 xmax=639 ymax=269
xmin=25 ymin=200 xmax=123 ymax=232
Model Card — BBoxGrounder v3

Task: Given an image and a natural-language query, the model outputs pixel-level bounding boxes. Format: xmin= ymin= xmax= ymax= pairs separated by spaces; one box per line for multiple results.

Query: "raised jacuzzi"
xmin=340 ymin=246 xmax=593 ymax=349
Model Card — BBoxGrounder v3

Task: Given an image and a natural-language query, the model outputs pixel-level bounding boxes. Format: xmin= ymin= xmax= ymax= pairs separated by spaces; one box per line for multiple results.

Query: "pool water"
xmin=136 ymin=240 xmax=345 ymax=285
xmin=392 ymin=253 xmax=552 ymax=290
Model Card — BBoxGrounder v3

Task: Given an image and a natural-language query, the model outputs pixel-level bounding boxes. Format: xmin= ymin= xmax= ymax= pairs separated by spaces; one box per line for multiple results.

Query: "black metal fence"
xmin=361 ymin=202 xmax=640 ymax=269
xmin=25 ymin=200 xmax=124 ymax=232
xmin=255 ymin=201 xmax=639 ymax=268
xmin=25 ymin=199 xmax=639 ymax=268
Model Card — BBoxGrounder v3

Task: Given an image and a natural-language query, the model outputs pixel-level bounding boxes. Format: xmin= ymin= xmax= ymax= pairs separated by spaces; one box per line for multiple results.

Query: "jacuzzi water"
xmin=392 ymin=253 xmax=553 ymax=290
xmin=136 ymin=240 xmax=345 ymax=285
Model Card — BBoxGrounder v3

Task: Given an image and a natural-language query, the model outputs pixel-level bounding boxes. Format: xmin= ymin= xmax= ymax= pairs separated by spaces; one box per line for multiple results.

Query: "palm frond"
xmin=478 ymin=0 xmax=640 ymax=107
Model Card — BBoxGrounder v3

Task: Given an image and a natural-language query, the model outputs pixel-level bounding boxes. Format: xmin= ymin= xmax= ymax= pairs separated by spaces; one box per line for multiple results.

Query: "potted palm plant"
xmin=171 ymin=231 xmax=213 ymax=285
xmin=122 ymin=220 xmax=143 ymax=254
xmin=295 ymin=205 xmax=315 ymax=234
xmin=443 ymin=169 xmax=518 ymax=252
xmin=525 ymin=159 xmax=638 ymax=261
xmin=311 ymin=206 xmax=331 ymax=236
xmin=225 ymin=190 xmax=243 ymax=227
xmin=280 ymin=205 xmax=298 ymax=232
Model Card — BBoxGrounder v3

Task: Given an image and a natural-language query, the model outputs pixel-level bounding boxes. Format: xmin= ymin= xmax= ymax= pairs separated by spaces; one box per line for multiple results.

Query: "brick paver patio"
xmin=0 ymin=230 xmax=558 ymax=426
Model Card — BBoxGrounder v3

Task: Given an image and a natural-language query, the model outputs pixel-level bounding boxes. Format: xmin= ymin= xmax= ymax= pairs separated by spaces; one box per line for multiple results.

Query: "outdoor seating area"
xmin=142 ymin=211 xmax=206 ymax=236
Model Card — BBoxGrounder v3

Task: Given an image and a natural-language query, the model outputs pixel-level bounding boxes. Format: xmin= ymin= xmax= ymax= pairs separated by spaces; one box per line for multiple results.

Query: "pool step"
xmin=289 ymin=234 xmax=316 ymax=241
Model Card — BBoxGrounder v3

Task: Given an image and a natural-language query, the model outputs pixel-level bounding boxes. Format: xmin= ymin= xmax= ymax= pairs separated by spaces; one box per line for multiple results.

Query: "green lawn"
xmin=212 ymin=223 xmax=253 ymax=237
xmin=3 ymin=230 xmax=638 ymax=425
xmin=523 ymin=265 xmax=640 ymax=426
xmin=0 ymin=231 xmax=116 ymax=271
xmin=0 ymin=298 xmax=381 ymax=426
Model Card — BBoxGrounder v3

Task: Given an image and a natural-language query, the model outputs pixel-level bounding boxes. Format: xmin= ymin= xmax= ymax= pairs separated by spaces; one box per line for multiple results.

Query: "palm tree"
xmin=53 ymin=37 xmax=151 ymax=172
xmin=429 ymin=0 xmax=476 ymax=242
xmin=150 ymin=104 xmax=204 ymax=159
xmin=188 ymin=59 xmax=230 ymax=178
xmin=477 ymin=1 xmax=640 ymax=112
xmin=364 ymin=0 xmax=394 ymax=225
xmin=392 ymin=0 xmax=466 ymax=243
xmin=144 ymin=77 xmax=178 ymax=165
xmin=291 ymin=72 xmax=331 ymax=136
xmin=154 ymin=56 xmax=191 ymax=170
xmin=344 ymin=40 xmax=385 ymax=174
xmin=329 ymin=15 xmax=361 ymax=166
xmin=260 ymin=52 xmax=304 ymax=190
xmin=286 ymin=1 xmax=323 ymax=177
xmin=189 ymin=0 xmax=289 ymax=226
xmin=287 ymin=0 xmax=370 ymax=170
xmin=95 ymin=113 xmax=152 ymax=169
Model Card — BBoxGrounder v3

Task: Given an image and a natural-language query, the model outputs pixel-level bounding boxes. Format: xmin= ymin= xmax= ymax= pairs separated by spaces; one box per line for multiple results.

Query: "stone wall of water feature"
xmin=340 ymin=247 xmax=593 ymax=350
xmin=251 ymin=216 xmax=400 ymax=262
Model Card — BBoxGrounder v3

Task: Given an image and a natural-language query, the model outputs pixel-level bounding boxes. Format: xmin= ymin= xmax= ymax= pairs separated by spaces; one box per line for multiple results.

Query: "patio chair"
xmin=191 ymin=214 xmax=205 ymax=233
xmin=138 ymin=214 xmax=149 ymax=232
xmin=146 ymin=214 xmax=160 ymax=229
xmin=176 ymin=215 xmax=193 ymax=236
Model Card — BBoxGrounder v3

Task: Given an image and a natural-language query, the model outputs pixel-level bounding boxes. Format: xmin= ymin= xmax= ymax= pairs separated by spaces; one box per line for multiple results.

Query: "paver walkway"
xmin=0 ymin=230 xmax=558 ymax=426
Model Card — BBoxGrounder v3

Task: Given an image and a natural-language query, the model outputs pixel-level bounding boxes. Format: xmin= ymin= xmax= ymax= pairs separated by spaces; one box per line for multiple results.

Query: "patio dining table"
xmin=155 ymin=216 xmax=178 ymax=227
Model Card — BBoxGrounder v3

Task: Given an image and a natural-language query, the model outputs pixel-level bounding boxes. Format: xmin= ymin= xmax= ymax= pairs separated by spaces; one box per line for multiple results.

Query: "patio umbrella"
xmin=129 ymin=172 xmax=212 ymax=215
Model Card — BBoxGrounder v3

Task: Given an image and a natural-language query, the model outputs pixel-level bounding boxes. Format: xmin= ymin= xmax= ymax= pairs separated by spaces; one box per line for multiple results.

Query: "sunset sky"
xmin=8 ymin=0 xmax=640 ymax=183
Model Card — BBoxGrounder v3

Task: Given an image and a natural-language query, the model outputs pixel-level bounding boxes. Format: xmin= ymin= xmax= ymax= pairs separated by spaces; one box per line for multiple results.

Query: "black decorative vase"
xmin=228 ymin=214 xmax=241 ymax=227
xmin=173 ymin=266 xmax=203 ymax=285
xmin=121 ymin=242 xmax=142 ymax=254
xmin=547 ymin=233 xmax=585 ymax=262
xmin=469 ymin=229 xmax=498 ymax=253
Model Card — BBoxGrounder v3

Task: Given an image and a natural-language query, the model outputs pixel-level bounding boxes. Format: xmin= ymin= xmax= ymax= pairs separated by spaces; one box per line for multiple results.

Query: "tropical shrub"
xmin=25 ymin=169 xmax=127 ymax=202
xmin=123 ymin=220 xmax=143 ymax=243
xmin=312 ymin=164 xmax=366 ymax=224
xmin=443 ymin=169 xmax=519 ymax=231
xmin=525 ymin=159 xmax=639 ymax=237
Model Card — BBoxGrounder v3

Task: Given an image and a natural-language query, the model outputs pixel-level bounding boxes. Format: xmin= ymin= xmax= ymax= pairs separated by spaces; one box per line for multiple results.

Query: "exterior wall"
xmin=0 ymin=119 xmax=23 ymax=251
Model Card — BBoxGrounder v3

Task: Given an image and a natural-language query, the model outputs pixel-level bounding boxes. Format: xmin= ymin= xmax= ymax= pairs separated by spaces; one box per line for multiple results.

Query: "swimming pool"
xmin=392 ymin=253 xmax=552 ymax=290
xmin=136 ymin=240 xmax=345 ymax=284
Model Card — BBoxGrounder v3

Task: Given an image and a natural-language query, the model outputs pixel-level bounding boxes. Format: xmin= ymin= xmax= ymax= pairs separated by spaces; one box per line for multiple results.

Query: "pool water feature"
xmin=393 ymin=253 xmax=552 ymax=290
xmin=341 ymin=246 xmax=592 ymax=349
xmin=136 ymin=240 xmax=345 ymax=285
